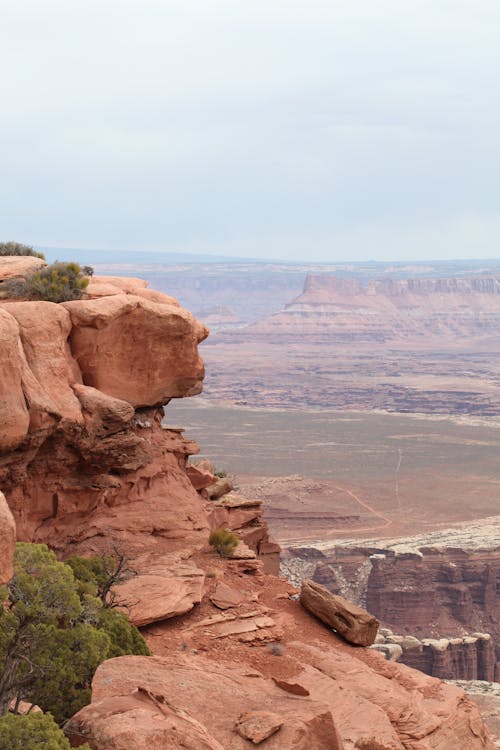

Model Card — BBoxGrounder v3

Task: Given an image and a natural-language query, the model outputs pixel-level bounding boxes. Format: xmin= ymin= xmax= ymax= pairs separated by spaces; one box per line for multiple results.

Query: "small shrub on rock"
xmin=209 ymin=528 xmax=239 ymax=557
xmin=3 ymin=261 xmax=91 ymax=302
xmin=23 ymin=262 xmax=90 ymax=303
xmin=0 ymin=241 xmax=45 ymax=259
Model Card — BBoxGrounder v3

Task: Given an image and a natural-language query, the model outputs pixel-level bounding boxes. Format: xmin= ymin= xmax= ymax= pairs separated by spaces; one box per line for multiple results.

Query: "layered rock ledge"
xmin=0 ymin=259 xmax=495 ymax=749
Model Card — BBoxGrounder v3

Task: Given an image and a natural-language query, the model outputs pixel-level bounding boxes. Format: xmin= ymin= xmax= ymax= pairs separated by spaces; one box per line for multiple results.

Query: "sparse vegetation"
xmin=208 ymin=528 xmax=239 ymax=557
xmin=25 ymin=262 xmax=90 ymax=303
xmin=0 ymin=711 xmax=90 ymax=750
xmin=214 ymin=468 xmax=228 ymax=479
xmin=0 ymin=241 xmax=45 ymax=260
xmin=1 ymin=261 xmax=92 ymax=303
xmin=0 ymin=544 xmax=149 ymax=725
xmin=266 ymin=642 xmax=285 ymax=656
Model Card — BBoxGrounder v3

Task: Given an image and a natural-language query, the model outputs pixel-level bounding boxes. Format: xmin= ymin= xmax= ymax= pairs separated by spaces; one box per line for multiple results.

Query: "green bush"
xmin=1 ymin=261 xmax=91 ymax=303
xmin=24 ymin=262 xmax=90 ymax=303
xmin=0 ymin=544 xmax=149 ymax=725
xmin=67 ymin=553 xmax=150 ymax=658
xmin=208 ymin=528 xmax=239 ymax=557
xmin=0 ymin=711 xmax=90 ymax=750
xmin=0 ymin=241 xmax=45 ymax=259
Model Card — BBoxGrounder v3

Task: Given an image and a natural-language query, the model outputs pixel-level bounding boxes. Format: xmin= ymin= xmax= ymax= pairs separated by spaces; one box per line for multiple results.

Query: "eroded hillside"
xmin=0 ymin=257 xmax=495 ymax=749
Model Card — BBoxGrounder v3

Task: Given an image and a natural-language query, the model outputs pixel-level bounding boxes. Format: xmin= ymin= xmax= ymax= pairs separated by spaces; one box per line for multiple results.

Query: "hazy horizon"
xmin=1 ymin=1 xmax=499 ymax=263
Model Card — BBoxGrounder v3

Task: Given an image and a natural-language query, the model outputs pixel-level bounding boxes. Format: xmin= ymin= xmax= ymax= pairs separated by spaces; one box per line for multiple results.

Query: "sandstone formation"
xmin=283 ymin=542 xmax=500 ymax=681
xmin=200 ymin=272 xmax=500 ymax=414
xmin=66 ymin=655 xmax=344 ymax=750
xmin=371 ymin=628 xmax=496 ymax=682
xmin=65 ymin=294 xmax=207 ymax=406
xmin=238 ymin=274 xmax=500 ymax=344
xmin=0 ymin=254 xmax=45 ymax=282
xmin=300 ymin=579 xmax=379 ymax=646
xmin=0 ymin=257 xmax=495 ymax=749
xmin=0 ymin=490 xmax=15 ymax=583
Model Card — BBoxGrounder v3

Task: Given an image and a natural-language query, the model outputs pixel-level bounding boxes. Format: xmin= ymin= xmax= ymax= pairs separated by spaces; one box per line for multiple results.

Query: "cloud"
xmin=0 ymin=0 xmax=499 ymax=260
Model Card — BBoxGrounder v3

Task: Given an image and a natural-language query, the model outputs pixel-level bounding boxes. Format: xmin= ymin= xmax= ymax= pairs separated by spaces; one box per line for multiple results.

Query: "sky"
xmin=0 ymin=0 xmax=499 ymax=263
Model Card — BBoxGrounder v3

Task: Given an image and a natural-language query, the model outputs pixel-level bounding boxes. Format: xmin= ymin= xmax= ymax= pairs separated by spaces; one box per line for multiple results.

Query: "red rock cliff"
xmin=0 ymin=263 xmax=495 ymax=749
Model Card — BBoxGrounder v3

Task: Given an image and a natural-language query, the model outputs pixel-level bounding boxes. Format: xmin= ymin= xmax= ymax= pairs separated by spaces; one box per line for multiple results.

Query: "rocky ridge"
xmin=235 ymin=274 xmax=500 ymax=343
xmin=0 ymin=256 xmax=495 ymax=749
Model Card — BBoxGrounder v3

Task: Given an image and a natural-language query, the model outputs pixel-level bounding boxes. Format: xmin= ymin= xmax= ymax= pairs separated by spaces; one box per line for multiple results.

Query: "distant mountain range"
xmin=38 ymin=247 xmax=282 ymax=265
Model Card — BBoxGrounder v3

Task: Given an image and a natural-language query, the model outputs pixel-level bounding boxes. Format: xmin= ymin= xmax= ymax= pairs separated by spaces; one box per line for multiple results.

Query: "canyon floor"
xmin=165 ymin=400 xmax=500 ymax=545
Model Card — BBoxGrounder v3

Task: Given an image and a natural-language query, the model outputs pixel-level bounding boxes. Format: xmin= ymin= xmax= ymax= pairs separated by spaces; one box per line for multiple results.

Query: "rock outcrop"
xmin=283 ymin=542 xmax=500 ymax=681
xmin=0 ymin=490 xmax=15 ymax=583
xmin=0 ymin=257 xmax=495 ymax=749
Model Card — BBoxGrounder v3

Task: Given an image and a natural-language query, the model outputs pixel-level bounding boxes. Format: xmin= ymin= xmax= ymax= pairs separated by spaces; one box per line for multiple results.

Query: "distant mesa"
xmin=226 ymin=273 xmax=500 ymax=344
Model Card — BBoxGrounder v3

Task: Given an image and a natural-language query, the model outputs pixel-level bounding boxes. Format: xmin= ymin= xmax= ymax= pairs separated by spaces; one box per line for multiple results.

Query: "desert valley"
xmin=1 ymin=251 xmax=500 ymax=748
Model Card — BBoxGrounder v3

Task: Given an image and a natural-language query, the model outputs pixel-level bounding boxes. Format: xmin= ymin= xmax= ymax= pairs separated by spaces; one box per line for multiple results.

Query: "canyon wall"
xmin=241 ymin=274 xmax=500 ymax=343
xmin=0 ymin=260 xmax=495 ymax=749
xmin=283 ymin=543 xmax=500 ymax=682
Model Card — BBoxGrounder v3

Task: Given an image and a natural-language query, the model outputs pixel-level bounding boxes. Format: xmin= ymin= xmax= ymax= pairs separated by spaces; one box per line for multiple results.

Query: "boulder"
xmin=0 ymin=308 xmax=30 ymax=451
xmin=6 ymin=301 xmax=83 ymax=424
xmin=207 ymin=476 xmax=234 ymax=499
xmin=186 ymin=462 xmax=217 ymax=491
xmin=0 ymin=491 xmax=15 ymax=583
xmin=65 ymin=691 xmax=225 ymax=750
xmin=300 ymin=579 xmax=379 ymax=646
xmin=113 ymin=562 xmax=205 ymax=626
xmin=235 ymin=711 xmax=284 ymax=744
xmin=64 ymin=294 xmax=208 ymax=407
xmin=209 ymin=494 xmax=263 ymax=530
xmin=0 ymin=255 xmax=45 ymax=281
xmin=71 ymin=654 xmax=344 ymax=750
xmin=72 ymin=383 xmax=134 ymax=435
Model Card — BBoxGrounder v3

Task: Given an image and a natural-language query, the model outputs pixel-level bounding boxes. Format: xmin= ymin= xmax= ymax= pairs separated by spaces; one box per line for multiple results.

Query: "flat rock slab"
xmin=209 ymin=581 xmax=246 ymax=609
xmin=229 ymin=541 xmax=257 ymax=560
xmin=300 ymin=579 xmax=379 ymax=646
xmin=113 ymin=564 xmax=205 ymax=626
xmin=214 ymin=494 xmax=262 ymax=509
xmin=235 ymin=711 xmax=284 ymax=744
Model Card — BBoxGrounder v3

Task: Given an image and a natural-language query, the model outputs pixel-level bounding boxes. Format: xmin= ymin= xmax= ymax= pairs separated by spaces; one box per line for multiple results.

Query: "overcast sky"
xmin=1 ymin=0 xmax=499 ymax=262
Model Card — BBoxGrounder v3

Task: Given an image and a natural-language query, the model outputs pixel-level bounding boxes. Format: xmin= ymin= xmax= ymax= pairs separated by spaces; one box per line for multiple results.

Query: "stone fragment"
xmin=207 ymin=476 xmax=234 ymax=499
xmin=369 ymin=643 xmax=403 ymax=661
xmin=300 ymin=579 xmax=379 ymax=646
xmin=229 ymin=541 xmax=257 ymax=560
xmin=66 ymin=692 xmax=225 ymax=750
xmin=235 ymin=711 xmax=284 ymax=744
xmin=186 ymin=463 xmax=217 ymax=491
xmin=72 ymin=383 xmax=134 ymax=434
xmin=272 ymin=679 xmax=310 ymax=697
xmin=209 ymin=581 xmax=246 ymax=609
